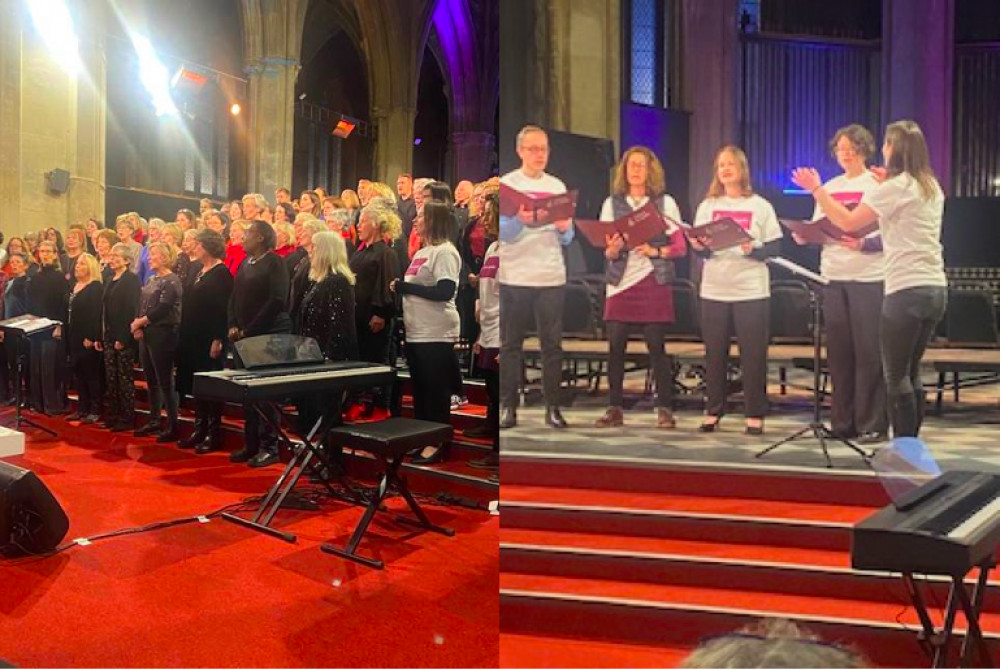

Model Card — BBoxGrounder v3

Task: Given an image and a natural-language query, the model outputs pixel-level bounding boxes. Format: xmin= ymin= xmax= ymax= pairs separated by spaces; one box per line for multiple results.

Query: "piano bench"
xmin=324 ymin=417 xmax=453 ymax=460
xmin=321 ymin=417 xmax=455 ymax=569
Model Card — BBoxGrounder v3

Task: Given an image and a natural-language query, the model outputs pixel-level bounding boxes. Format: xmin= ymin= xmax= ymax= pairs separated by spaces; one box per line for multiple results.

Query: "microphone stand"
xmin=755 ymin=257 xmax=871 ymax=468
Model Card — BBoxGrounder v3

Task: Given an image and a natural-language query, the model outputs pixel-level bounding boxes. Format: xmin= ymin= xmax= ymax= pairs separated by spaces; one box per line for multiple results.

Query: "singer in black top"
xmin=26 ymin=240 xmax=70 ymax=415
xmin=228 ymin=220 xmax=291 ymax=468
xmin=101 ymin=243 xmax=141 ymax=431
xmin=176 ymin=230 xmax=234 ymax=453
xmin=66 ymin=254 xmax=105 ymax=423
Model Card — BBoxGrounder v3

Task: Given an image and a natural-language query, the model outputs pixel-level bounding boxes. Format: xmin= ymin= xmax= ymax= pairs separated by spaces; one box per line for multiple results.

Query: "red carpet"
xmin=501 ymin=633 xmax=688 ymax=668
xmin=0 ymin=412 xmax=498 ymax=668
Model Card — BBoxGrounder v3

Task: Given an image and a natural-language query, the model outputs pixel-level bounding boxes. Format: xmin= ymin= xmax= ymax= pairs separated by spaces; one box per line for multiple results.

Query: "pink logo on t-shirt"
xmin=713 ymin=210 xmax=753 ymax=231
xmin=480 ymin=255 xmax=499 ymax=279
xmin=405 ymin=257 xmax=428 ymax=276
xmin=832 ymin=191 xmax=863 ymax=207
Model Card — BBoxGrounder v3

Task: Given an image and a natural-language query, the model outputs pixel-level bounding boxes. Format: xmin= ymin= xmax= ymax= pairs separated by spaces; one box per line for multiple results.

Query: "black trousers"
xmin=823 ymin=281 xmax=887 ymax=436
xmin=880 ymin=286 xmax=947 ymax=438
xmin=29 ymin=336 xmax=67 ymax=414
xmin=605 ymin=321 xmax=673 ymax=409
xmin=406 ymin=341 xmax=460 ymax=427
xmin=73 ymin=349 xmax=104 ymax=415
xmin=700 ymin=298 xmax=770 ymax=418
xmin=500 ymin=284 xmax=564 ymax=408
xmin=356 ymin=315 xmax=394 ymax=409
xmin=484 ymin=367 xmax=499 ymax=451
xmin=104 ymin=343 xmax=136 ymax=423
xmin=140 ymin=326 xmax=178 ymax=428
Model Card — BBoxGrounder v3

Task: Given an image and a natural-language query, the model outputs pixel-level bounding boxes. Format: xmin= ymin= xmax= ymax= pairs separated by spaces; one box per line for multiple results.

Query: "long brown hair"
xmin=612 ymin=146 xmax=665 ymax=198
xmin=706 ymin=145 xmax=754 ymax=199
xmin=884 ymin=120 xmax=940 ymax=200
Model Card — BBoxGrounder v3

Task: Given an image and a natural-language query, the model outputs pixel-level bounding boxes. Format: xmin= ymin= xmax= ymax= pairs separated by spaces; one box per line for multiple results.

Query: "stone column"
xmin=69 ymin=12 xmax=107 ymax=226
xmin=680 ymin=0 xmax=739 ymax=209
xmin=373 ymin=105 xmax=416 ymax=184
xmin=882 ymin=0 xmax=954 ymax=190
xmin=450 ymin=130 xmax=495 ymax=182
xmin=245 ymin=57 xmax=298 ymax=198
xmin=0 ymin=0 xmax=23 ymax=234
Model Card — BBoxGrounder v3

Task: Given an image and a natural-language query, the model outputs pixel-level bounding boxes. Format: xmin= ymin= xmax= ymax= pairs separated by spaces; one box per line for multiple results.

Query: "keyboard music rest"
xmin=851 ymin=470 xmax=1000 ymax=576
xmin=192 ymin=361 xmax=394 ymax=403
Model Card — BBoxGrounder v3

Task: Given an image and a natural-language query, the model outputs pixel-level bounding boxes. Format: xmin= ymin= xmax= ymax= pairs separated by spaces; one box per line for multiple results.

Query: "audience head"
xmin=680 ymin=620 xmax=868 ymax=669
xmin=148 ymin=242 xmax=177 ymax=272
xmin=425 ymin=181 xmax=454 ymax=205
xmin=369 ymin=182 xmax=396 ymax=204
xmin=23 ymin=230 xmax=39 ymax=251
xmin=75 ymin=252 xmax=102 ymax=284
xmin=309 ymin=231 xmax=355 ymax=285
xmin=44 ymin=227 xmax=66 ymax=253
xmin=396 ymin=173 xmax=413 ymax=199
xmin=422 ymin=201 xmax=452 ymax=245
xmin=360 ymin=200 xmax=402 ymax=242
xmin=413 ymin=178 xmax=434 ymax=212
xmin=37 ymin=240 xmax=60 ymax=267
xmin=614 ymin=146 xmax=666 ymax=198
xmin=454 ymin=180 xmax=475 ymax=205
xmin=357 ymin=179 xmax=373 ymax=206
xmin=707 ymin=144 xmax=753 ymax=199
xmin=207 ymin=210 xmax=230 ymax=238
xmin=273 ymin=222 xmax=295 ymax=249
xmin=95 ymin=229 xmax=118 ymax=257
xmin=85 ymin=218 xmax=102 ymax=238
xmin=275 ymin=187 xmax=291 ymax=204
xmin=229 ymin=220 xmax=248 ymax=246
xmin=66 ymin=224 xmax=87 ymax=252
xmin=244 ymin=220 xmax=276 ymax=255
xmin=109 ymin=243 xmax=133 ymax=271
xmin=340 ymin=189 xmax=361 ymax=211
xmin=194 ymin=228 xmax=226 ymax=262
xmin=8 ymin=252 xmax=29 ymax=276
xmin=147 ymin=218 xmax=165 ymax=244
xmin=321 ymin=196 xmax=344 ymax=220
xmin=176 ymin=208 xmax=198 ymax=231
xmin=6 ymin=237 xmax=26 ymax=257
xmin=299 ymin=190 xmax=322 ymax=216
xmin=181 ymin=228 xmax=199 ymax=257
xmin=229 ymin=200 xmax=243 ymax=220
xmin=198 ymin=198 xmax=212 ymax=214
xmin=115 ymin=216 xmax=134 ymax=243
xmin=161 ymin=223 xmax=184 ymax=248
xmin=483 ymin=193 xmax=499 ymax=238
xmin=516 ymin=124 xmax=550 ymax=174
xmin=274 ymin=202 xmax=295 ymax=224
xmin=296 ymin=219 xmax=326 ymax=249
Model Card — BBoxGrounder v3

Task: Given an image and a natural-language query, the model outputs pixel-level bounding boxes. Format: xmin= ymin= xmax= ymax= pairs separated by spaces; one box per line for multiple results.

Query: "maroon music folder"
xmin=575 ymin=201 xmax=671 ymax=249
xmin=499 ymin=183 xmax=579 ymax=227
xmin=781 ymin=203 xmax=879 ymax=245
xmin=677 ymin=217 xmax=753 ymax=252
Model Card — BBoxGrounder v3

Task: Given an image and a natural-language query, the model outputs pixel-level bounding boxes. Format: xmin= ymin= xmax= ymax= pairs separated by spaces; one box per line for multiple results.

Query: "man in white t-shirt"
xmin=499 ymin=125 xmax=575 ymax=429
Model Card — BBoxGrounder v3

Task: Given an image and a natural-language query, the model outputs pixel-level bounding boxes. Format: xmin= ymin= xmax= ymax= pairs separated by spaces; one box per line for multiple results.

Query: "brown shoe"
xmin=657 ymin=408 xmax=677 ymax=429
xmin=594 ymin=407 xmax=624 ymax=428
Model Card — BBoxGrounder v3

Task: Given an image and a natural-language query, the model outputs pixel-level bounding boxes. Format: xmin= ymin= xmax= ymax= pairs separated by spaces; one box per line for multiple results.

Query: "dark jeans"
xmin=140 ymin=325 xmax=178 ymax=429
xmin=407 ymin=341 xmax=460 ymax=427
xmin=824 ymin=281 xmax=888 ymax=436
xmin=605 ymin=321 xmax=673 ymax=409
xmin=880 ymin=286 xmax=947 ymax=438
xmin=700 ymin=298 xmax=770 ymax=418
xmin=500 ymin=284 xmax=564 ymax=408
xmin=73 ymin=349 xmax=104 ymax=415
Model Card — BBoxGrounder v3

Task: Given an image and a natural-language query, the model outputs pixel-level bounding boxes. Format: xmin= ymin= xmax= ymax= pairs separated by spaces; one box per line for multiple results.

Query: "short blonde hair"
xmin=309 ymin=231 xmax=356 ymax=285
xmin=340 ymin=189 xmax=361 ymax=210
xmin=361 ymin=200 xmax=403 ymax=240
xmin=148 ymin=241 xmax=178 ymax=268
xmin=110 ymin=242 xmax=134 ymax=268
xmin=75 ymin=252 xmax=103 ymax=283
xmin=273 ymin=222 xmax=295 ymax=247
xmin=161 ymin=222 xmax=184 ymax=247
xmin=369 ymin=182 xmax=396 ymax=204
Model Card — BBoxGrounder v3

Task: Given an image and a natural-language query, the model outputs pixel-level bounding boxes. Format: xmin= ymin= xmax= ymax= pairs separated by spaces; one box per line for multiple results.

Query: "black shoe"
xmin=134 ymin=421 xmax=161 ymax=437
xmin=698 ymin=416 xmax=722 ymax=433
xmin=195 ymin=433 xmax=223 ymax=454
xmin=463 ymin=425 xmax=494 ymax=439
xmin=248 ymin=451 xmax=279 ymax=468
xmin=410 ymin=444 xmax=450 ymax=465
xmin=65 ymin=411 xmax=83 ymax=422
xmin=499 ymin=407 xmax=517 ymax=430
xmin=745 ymin=420 xmax=765 ymax=436
xmin=229 ymin=448 xmax=255 ymax=463
xmin=856 ymin=431 xmax=888 ymax=445
xmin=81 ymin=414 xmax=100 ymax=425
xmin=156 ymin=428 xmax=179 ymax=444
xmin=468 ymin=453 xmax=500 ymax=469
xmin=545 ymin=406 xmax=568 ymax=429
xmin=178 ymin=426 xmax=208 ymax=449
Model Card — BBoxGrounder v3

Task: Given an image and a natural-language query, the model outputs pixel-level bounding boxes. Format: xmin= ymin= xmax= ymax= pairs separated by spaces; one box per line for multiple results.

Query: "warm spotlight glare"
xmin=25 ymin=0 xmax=81 ymax=74
xmin=230 ymin=103 xmax=241 ymax=116
xmin=130 ymin=34 xmax=177 ymax=117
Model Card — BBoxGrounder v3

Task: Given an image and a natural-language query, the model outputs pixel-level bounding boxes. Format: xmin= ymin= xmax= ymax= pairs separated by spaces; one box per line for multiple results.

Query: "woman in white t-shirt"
xmin=792 ymin=124 xmax=888 ymax=444
xmin=595 ymin=146 xmax=687 ymax=430
xmin=793 ymin=120 xmax=946 ymax=439
xmin=391 ymin=201 xmax=462 ymax=464
xmin=467 ymin=194 xmax=500 ymax=473
xmin=690 ymin=145 xmax=783 ymax=434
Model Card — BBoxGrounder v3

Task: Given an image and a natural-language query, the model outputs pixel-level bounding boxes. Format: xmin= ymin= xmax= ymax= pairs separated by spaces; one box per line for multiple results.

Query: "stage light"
xmin=130 ymin=34 xmax=177 ymax=117
xmin=25 ymin=0 xmax=81 ymax=74
xmin=414 ymin=137 xmax=423 ymax=146
xmin=332 ymin=117 xmax=357 ymax=138
xmin=171 ymin=66 xmax=209 ymax=93
xmin=230 ymin=102 xmax=241 ymax=116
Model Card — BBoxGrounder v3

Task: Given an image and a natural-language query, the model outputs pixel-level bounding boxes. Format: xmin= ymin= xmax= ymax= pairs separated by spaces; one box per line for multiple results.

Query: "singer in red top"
xmin=595 ymin=146 xmax=687 ymax=429
xmin=498 ymin=125 xmax=575 ymax=430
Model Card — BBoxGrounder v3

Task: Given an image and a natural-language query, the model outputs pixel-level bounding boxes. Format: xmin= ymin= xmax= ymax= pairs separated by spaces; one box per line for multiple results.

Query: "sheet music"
xmin=767 ymin=256 xmax=829 ymax=286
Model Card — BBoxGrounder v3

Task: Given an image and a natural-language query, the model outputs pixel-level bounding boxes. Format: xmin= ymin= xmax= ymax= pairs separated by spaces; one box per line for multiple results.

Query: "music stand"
xmin=0 ymin=315 xmax=59 ymax=438
xmin=755 ymin=258 xmax=871 ymax=467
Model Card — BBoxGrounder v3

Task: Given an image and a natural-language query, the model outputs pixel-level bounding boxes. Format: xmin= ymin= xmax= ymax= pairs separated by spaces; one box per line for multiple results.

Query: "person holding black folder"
xmin=594 ymin=146 xmax=687 ymax=429
xmin=691 ymin=145 xmax=782 ymax=434
xmin=798 ymin=125 xmax=888 ymax=444
xmin=792 ymin=120 xmax=946 ymax=439
xmin=498 ymin=125 xmax=575 ymax=430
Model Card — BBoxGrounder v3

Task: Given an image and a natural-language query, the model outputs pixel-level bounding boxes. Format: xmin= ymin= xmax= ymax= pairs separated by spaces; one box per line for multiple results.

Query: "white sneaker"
xmin=450 ymin=395 xmax=469 ymax=410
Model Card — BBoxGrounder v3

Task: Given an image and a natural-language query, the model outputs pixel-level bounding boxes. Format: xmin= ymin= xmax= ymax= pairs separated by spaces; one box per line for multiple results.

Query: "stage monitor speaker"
xmin=46 ymin=169 xmax=70 ymax=194
xmin=0 ymin=462 xmax=69 ymax=556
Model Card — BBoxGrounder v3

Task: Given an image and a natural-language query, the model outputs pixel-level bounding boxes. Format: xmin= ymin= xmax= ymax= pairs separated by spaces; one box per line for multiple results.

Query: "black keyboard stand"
xmin=902 ymin=559 xmax=995 ymax=668
xmin=222 ymin=401 xmax=363 ymax=543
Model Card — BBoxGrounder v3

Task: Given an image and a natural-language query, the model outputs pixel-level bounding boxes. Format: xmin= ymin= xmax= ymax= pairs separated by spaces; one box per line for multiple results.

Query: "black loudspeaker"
xmin=46 ymin=168 xmax=70 ymax=194
xmin=0 ymin=462 xmax=69 ymax=556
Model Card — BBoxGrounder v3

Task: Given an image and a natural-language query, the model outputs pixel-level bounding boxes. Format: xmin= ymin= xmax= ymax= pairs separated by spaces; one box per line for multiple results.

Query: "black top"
xmin=177 ymin=263 xmax=234 ymax=392
xmin=228 ymin=251 xmax=291 ymax=335
xmin=348 ymin=240 xmax=398 ymax=323
xmin=138 ymin=272 xmax=183 ymax=327
xmin=298 ymin=273 xmax=359 ymax=362
xmin=67 ymin=282 xmax=103 ymax=361
xmin=4 ymin=276 xmax=29 ymax=319
xmin=102 ymin=271 xmax=141 ymax=347
xmin=398 ymin=197 xmax=417 ymax=240
xmin=288 ymin=256 xmax=312 ymax=332
xmin=26 ymin=265 xmax=69 ymax=322
xmin=61 ymin=252 xmax=84 ymax=283
xmin=285 ymin=246 xmax=307 ymax=277
xmin=174 ymin=254 xmax=202 ymax=290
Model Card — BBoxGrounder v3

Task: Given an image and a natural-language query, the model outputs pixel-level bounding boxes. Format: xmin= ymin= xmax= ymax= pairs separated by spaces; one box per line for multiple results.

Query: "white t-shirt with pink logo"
xmin=811 ymin=172 xmax=884 ymax=282
xmin=694 ymin=194 xmax=782 ymax=302
xmin=477 ymin=241 xmax=500 ymax=349
xmin=402 ymin=242 xmax=462 ymax=343
xmin=499 ymin=169 xmax=568 ymax=287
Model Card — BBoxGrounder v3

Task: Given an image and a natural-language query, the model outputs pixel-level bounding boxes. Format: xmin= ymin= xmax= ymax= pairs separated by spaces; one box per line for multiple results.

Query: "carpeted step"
xmin=500 ymin=632 xmax=689 ymax=669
